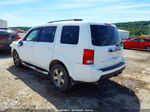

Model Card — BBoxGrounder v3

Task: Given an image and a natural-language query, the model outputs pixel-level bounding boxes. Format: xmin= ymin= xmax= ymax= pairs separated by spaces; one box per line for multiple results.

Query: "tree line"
xmin=10 ymin=20 xmax=150 ymax=37
xmin=115 ymin=20 xmax=150 ymax=37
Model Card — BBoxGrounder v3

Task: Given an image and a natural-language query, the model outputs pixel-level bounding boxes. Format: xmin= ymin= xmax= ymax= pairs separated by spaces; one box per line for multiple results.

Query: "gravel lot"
xmin=0 ymin=49 xmax=150 ymax=111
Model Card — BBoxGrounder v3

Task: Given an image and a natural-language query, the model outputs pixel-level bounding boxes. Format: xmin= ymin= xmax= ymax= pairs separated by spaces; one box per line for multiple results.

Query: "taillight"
xmin=0 ymin=37 xmax=3 ymax=40
xmin=83 ymin=49 xmax=94 ymax=65
xmin=16 ymin=37 xmax=21 ymax=40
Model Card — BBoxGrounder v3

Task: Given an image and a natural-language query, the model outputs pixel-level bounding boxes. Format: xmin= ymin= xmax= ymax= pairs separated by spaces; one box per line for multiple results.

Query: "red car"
xmin=122 ymin=37 xmax=150 ymax=51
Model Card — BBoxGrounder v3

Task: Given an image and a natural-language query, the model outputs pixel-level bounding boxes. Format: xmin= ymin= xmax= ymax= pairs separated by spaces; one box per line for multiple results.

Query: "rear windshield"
xmin=90 ymin=25 xmax=120 ymax=46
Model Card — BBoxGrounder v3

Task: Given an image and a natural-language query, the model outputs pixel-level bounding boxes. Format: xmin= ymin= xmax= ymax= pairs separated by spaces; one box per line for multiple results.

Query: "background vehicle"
xmin=122 ymin=37 xmax=150 ymax=51
xmin=0 ymin=28 xmax=21 ymax=50
xmin=10 ymin=19 xmax=125 ymax=91
xmin=11 ymin=29 xmax=25 ymax=39
xmin=118 ymin=29 xmax=129 ymax=40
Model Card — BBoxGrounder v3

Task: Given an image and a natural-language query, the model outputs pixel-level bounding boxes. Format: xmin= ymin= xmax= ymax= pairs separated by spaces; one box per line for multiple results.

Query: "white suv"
xmin=10 ymin=19 xmax=125 ymax=91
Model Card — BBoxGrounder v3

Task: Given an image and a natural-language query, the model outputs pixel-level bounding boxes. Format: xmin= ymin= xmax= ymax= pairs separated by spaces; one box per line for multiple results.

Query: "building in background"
xmin=0 ymin=19 xmax=7 ymax=28
xmin=118 ymin=29 xmax=129 ymax=40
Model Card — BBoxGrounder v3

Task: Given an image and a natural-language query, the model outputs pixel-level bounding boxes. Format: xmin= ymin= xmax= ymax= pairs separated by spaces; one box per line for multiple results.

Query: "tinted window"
xmin=144 ymin=39 xmax=150 ymax=42
xmin=90 ymin=25 xmax=120 ymax=46
xmin=141 ymin=39 xmax=145 ymax=42
xmin=25 ymin=29 xmax=39 ymax=41
xmin=61 ymin=26 xmax=79 ymax=44
xmin=133 ymin=38 xmax=140 ymax=41
xmin=39 ymin=26 xmax=57 ymax=42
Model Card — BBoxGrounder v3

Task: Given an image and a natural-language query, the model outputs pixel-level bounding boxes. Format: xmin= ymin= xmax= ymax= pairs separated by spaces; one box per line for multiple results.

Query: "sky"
xmin=0 ymin=0 xmax=150 ymax=27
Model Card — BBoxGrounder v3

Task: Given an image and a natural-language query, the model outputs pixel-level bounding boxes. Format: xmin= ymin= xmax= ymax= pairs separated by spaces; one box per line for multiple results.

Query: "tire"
xmin=146 ymin=46 xmax=150 ymax=52
xmin=50 ymin=64 xmax=71 ymax=91
xmin=13 ymin=50 xmax=22 ymax=67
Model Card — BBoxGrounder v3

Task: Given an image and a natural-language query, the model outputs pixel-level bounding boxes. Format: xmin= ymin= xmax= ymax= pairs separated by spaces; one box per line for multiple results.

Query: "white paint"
xmin=10 ymin=21 xmax=125 ymax=82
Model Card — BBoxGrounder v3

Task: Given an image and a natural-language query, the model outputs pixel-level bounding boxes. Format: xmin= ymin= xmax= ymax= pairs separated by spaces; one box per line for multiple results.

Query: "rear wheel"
xmin=146 ymin=46 xmax=150 ymax=52
xmin=13 ymin=50 xmax=22 ymax=67
xmin=50 ymin=64 xmax=71 ymax=91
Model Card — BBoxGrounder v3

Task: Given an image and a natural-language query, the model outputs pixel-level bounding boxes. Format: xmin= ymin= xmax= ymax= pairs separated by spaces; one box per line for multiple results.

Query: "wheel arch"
xmin=145 ymin=45 xmax=150 ymax=49
xmin=49 ymin=59 xmax=76 ymax=86
xmin=49 ymin=59 xmax=75 ymax=81
xmin=49 ymin=60 xmax=68 ymax=72
xmin=145 ymin=45 xmax=150 ymax=51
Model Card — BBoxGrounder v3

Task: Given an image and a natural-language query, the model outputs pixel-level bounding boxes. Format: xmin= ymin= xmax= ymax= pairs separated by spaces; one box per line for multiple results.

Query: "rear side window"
xmin=61 ymin=26 xmax=79 ymax=44
xmin=145 ymin=39 xmax=150 ymax=42
xmin=39 ymin=26 xmax=57 ymax=42
xmin=133 ymin=38 xmax=140 ymax=41
xmin=90 ymin=25 xmax=120 ymax=46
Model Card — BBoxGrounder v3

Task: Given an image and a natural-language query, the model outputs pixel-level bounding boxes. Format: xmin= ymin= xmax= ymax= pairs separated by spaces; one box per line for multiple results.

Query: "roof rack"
xmin=48 ymin=19 xmax=82 ymax=23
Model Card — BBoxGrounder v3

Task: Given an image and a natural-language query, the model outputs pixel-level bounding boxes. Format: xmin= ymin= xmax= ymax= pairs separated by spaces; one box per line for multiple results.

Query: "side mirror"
xmin=17 ymin=41 xmax=23 ymax=47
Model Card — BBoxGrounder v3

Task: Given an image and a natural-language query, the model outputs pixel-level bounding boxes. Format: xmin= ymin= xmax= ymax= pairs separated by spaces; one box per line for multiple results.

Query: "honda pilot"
xmin=10 ymin=19 xmax=125 ymax=91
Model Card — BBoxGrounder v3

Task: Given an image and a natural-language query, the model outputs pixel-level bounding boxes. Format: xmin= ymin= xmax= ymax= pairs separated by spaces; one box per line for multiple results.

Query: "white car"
xmin=10 ymin=19 xmax=125 ymax=91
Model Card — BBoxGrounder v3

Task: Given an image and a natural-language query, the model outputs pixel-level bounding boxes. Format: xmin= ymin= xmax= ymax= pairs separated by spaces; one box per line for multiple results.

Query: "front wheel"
xmin=146 ymin=46 xmax=150 ymax=52
xmin=50 ymin=64 xmax=71 ymax=91
xmin=13 ymin=50 xmax=22 ymax=67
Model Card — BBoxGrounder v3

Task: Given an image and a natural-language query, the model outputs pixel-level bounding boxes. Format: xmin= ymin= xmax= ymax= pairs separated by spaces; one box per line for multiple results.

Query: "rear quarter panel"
xmin=51 ymin=24 xmax=93 ymax=80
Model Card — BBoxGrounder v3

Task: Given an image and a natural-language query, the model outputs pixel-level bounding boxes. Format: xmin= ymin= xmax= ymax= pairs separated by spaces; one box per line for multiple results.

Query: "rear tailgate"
xmin=94 ymin=45 xmax=123 ymax=69
xmin=90 ymin=24 xmax=123 ymax=69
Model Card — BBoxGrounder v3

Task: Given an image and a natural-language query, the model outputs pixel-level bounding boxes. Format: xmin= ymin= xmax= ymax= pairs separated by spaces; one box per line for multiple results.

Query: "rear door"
xmin=33 ymin=26 xmax=57 ymax=69
xmin=90 ymin=25 xmax=123 ymax=69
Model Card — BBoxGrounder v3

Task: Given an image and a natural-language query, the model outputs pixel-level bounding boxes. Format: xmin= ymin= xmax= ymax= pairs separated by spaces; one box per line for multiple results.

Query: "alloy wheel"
xmin=53 ymin=69 xmax=65 ymax=87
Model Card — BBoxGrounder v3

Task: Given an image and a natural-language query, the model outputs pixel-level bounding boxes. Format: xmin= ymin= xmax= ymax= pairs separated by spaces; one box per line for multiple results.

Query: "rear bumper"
xmin=100 ymin=62 xmax=125 ymax=72
xmin=98 ymin=66 xmax=125 ymax=81
xmin=71 ymin=60 xmax=125 ymax=82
